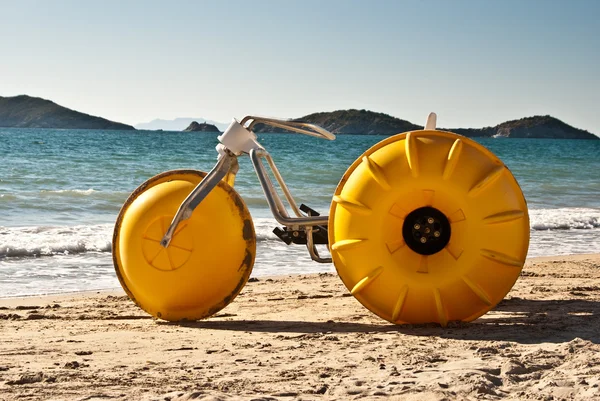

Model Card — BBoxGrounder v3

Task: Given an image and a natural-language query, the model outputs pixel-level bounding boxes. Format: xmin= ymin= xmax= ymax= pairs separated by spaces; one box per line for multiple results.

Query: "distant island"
xmin=254 ymin=109 xmax=598 ymax=139
xmin=0 ymin=95 xmax=134 ymax=130
xmin=183 ymin=121 xmax=220 ymax=132
xmin=254 ymin=110 xmax=421 ymax=135
xmin=135 ymin=117 xmax=229 ymax=132
xmin=451 ymin=115 xmax=598 ymax=139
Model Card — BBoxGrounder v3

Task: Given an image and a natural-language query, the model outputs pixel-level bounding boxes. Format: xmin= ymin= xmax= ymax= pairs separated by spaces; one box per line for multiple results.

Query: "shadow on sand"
xmin=161 ymin=297 xmax=599 ymax=344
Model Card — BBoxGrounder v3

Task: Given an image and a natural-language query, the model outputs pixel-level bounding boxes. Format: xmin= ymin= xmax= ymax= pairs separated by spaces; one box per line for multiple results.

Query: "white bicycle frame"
xmin=159 ymin=116 xmax=337 ymax=263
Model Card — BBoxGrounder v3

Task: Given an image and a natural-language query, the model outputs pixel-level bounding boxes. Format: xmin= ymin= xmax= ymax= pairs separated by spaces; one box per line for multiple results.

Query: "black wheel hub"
xmin=402 ymin=207 xmax=451 ymax=255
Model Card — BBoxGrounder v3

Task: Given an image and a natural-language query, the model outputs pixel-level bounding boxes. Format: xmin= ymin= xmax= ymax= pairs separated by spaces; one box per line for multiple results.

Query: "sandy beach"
xmin=1 ymin=254 xmax=599 ymax=401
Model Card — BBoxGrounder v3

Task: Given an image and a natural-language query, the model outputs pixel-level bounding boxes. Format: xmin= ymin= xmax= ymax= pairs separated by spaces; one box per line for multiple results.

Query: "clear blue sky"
xmin=1 ymin=0 xmax=598 ymax=133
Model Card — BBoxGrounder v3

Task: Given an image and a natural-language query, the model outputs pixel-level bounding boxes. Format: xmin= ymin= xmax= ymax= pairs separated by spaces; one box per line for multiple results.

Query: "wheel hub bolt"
xmin=414 ymin=224 xmax=421 ymax=230
xmin=420 ymin=237 xmax=427 ymax=243
xmin=434 ymin=231 xmax=441 ymax=238
xmin=427 ymin=217 xmax=434 ymax=224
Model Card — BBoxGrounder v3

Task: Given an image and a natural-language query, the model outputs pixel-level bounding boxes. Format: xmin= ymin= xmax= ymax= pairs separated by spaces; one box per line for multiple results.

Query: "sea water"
xmin=1 ymin=128 xmax=599 ymax=297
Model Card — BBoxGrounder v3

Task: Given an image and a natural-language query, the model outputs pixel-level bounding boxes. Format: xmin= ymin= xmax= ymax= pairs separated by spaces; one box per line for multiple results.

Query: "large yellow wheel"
xmin=113 ymin=169 xmax=255 ymax=321
xmin=329 ymin=131 xmax=529 ymax=326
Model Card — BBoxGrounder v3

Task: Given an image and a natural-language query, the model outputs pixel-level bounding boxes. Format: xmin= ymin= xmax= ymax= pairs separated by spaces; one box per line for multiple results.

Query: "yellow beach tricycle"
xmin=112 ymin=113 xmax=529 ymax=326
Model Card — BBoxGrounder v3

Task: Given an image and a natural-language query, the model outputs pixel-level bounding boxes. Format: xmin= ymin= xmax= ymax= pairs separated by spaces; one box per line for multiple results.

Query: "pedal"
xmin=300 ymin=204 xmax=329 ymax=245
xmin=300 ymin=204 xmax=320 ymax=216
xmin=273 ymin=227 xmax=293 ymax=245
xmin=273 ymin=227 xmax=308 ymax=245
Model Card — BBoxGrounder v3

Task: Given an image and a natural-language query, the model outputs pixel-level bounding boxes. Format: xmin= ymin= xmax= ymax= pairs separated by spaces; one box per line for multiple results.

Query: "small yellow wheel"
xmin=113 ymin=169 xmax=255 ymax=321
xmin=329 ymin=131 xmax=529 ymax=326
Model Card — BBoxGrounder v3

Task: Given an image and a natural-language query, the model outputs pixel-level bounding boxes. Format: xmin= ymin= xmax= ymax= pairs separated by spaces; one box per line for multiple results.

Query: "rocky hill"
xmin=254 ymin=109 xmax=598 ymax=139
xmin=451 ymin=115 xmax=597 ymax=139
xmin=0 ymin=95 xmax=134 ymax=130
xmin=183 ymin=121 xmax=220 ymax=132
xmin=254 ymin=109 xmax=421 ymax=135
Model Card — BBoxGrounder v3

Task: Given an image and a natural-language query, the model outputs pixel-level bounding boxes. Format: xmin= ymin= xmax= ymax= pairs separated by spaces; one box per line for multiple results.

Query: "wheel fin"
xmin=445 ymin=242 xmax=464 ymax=260
xmin=468 ymin=166 xmax=505 ymax=197
xmin=388 ymin=203 xmax=408 ymax=220
xmin=422 ymin=190 xmax=435 ymax=206
xmin=362 ymin=156 xmax=391 ymax=191
xmin=462 ymin=276 xmax=492 ymax=306
xmin=480 ymin=249 xmax=522 ymax=267
xmin=350 ymin=266 xmax=384 ymax=295
xmin=165 ymin=246 xmax=176 ymax=271
xmin=483 ymin=210 xmax=525 ymax=224
xmin=385 ymin=239 xmax=405 ymax=254
xmin=448 ymin=209 xmax=466 ymax=223
xmin=331 ymin=239 xmax=366 ymax=252
xmin=443 ymin=138 xmax=463 ymax=180
xmin=149 ymin=249 xmax=174 ymax=271
xmin=417 ymin=256 xmax=428 ymax=274
xmin=143 ymin=220 xmax=166 ymax=242
xmin=333 ymin=195 xmax=372 ymax=216
xmin=171 ymin=221 xmax=189 ymax=238
xmin=167 ymin=243 xmax=194 ymax=252
xmin=160 ymin=216 xmax=166 ymax=236
xmin=392 ymin=285 xmax=409 ymax=322
xmin=147 ymin=247 xmax=164 ymax=265
xmin=434 ymin=288 xmax=448 ymax=327
xmin=405 ymin=132 xmax=419 ymax=178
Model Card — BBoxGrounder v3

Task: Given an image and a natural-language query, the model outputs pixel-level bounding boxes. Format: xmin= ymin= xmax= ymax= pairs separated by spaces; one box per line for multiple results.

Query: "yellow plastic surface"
xmin=113 ymin=170 xmax=255 ymax=321
xmin=329 ymin=130 xmax=530 ymax=326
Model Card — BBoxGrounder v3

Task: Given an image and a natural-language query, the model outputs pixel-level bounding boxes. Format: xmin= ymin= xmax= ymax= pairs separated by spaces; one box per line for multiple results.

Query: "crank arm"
xmin=160 ymin=152 xmax=236 ymax=248
xmin=306 ymin=226 xmax=332 ymax=263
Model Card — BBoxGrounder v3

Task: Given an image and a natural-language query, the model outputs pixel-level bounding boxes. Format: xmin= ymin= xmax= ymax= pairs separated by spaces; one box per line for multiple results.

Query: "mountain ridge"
xmin=0 ymin=95 xmax=134 ymax=130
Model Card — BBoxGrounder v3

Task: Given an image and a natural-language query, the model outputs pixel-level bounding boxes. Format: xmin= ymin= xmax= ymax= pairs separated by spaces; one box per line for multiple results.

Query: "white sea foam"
xmin=0 ymin=224 xmax=112 ymax=258
xmin=529 ymin=208 xmax=600 ymax=230
xmin=40 ymin=189 xmax=97 ymax=195
xmin=252 ymin=217 xmax=281 ymax=241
